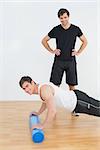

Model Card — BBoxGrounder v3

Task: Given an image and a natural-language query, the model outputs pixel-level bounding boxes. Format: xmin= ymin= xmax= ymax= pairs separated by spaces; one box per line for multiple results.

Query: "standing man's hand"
xmin=53 ymin=49 xmax=61 ymax=56
xmin=72 ymin=49 xmax=80 ymax=56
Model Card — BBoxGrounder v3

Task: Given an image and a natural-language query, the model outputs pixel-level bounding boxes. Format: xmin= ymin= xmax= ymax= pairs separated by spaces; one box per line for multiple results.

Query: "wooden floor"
xmin=0 ymin=101 xmax=100 ymax=150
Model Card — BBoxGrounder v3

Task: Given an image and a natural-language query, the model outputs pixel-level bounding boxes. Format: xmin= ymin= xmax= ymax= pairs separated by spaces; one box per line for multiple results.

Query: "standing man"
xmin=42 ymin=8 xmax=87 ymax=91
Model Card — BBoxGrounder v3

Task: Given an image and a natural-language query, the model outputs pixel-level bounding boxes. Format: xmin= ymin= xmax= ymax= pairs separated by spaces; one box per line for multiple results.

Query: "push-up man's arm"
xmin=31 ymin=85 xmax=56 ymax=130
xmin=31 ymin=102 xmax=47 ymax=116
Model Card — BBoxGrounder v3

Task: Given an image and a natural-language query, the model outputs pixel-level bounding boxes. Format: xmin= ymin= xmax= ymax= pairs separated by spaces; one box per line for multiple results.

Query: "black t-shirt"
xmin=48 ymin=24 xmax=83 ymax=61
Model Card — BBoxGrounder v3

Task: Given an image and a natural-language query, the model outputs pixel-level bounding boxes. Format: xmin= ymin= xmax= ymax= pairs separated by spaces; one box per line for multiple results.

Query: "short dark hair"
xmin=19 ymin=76 xmax=32 ymax=88
xmin=58 ymin=8 xmax=70 ymax=18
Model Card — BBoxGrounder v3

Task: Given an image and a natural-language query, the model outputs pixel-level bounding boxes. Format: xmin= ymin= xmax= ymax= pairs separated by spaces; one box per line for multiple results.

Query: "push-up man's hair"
xmin=19 ymin=76 xmax=36 ymax=88
xmin=58 ymin=8 xmax=70 ymax=18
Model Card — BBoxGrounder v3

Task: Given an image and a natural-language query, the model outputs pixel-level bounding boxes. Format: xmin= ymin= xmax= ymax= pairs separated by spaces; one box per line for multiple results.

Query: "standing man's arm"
xmin=42 ymin=35 xmax=61 ymax=56
xmin=77 ymin=35 xmax=88 ymax=55
xmin=72 ymin=35 xmax=88 ymax=56
xmin=42 ymin=35 xmax=54 ymax=53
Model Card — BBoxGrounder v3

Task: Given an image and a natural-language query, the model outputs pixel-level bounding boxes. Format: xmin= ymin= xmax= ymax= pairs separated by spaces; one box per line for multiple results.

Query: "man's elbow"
xmin=82 ymin=39 xmax=88 ymax=48
xmin=41 ymin=38 xmax=45 ymax=45
xmin=41 ymin=37 xmax=48 ymax=45
xmin=85 ymin=39 xmax=88 ymax=46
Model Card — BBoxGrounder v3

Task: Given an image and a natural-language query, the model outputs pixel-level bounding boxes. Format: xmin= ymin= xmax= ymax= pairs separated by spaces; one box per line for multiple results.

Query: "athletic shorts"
xmin=50 ymin=59 xmax=78 ymax=86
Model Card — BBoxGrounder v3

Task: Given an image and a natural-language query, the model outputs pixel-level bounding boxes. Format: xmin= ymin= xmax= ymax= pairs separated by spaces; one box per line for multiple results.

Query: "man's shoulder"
xmin=71 ymin=24 xmax=81 ymax=29
xmin=52 ymin=24 xmax=61 ymax=30
xmin=39 ymin=82 xmax=54 ymax=90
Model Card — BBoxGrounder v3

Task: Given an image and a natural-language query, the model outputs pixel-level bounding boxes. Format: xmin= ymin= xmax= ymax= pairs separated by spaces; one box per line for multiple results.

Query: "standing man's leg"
xmin=74 ymin=90 xmax=100 ymax=117
xmin=65 ymin=59 xmax=79 ymax=116
xmin=50 ymin=60 xmax=64 ymax=86
xmin=69 ymin=85 xmax=75 ymax=90
xmin=65 ymin=59 xmax=78 ymax=90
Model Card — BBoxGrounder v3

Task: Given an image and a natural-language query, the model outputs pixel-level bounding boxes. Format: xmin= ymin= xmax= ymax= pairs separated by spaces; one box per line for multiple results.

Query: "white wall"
xmin=0 ymin=0 xmax=99 ymax=101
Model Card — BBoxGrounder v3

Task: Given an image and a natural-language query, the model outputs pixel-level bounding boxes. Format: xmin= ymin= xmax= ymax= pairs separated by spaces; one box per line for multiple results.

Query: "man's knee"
xmin=69 ymin=85 xmax=75 ymax=90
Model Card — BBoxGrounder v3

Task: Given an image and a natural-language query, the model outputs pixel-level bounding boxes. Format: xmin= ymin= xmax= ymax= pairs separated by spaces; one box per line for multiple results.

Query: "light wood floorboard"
xmin=0 ymin=101 xmax=100 ymax=150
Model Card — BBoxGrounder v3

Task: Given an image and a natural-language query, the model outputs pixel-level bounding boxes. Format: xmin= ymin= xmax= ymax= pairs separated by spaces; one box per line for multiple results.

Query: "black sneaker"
xmin=72 ymin=111 xmax=79 ymax=116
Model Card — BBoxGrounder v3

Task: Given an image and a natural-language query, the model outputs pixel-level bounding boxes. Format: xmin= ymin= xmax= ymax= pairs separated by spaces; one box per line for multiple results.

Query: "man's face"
xmin=59 ymin=13 xmax=69 ymax=26
xmin=22 ymin=81 xmax=35 ymax=95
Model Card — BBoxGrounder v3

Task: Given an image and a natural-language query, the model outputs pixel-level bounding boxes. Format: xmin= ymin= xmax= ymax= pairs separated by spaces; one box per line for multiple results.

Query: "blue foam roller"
xmin=29 ymin=114 xmax=44 ymax=143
